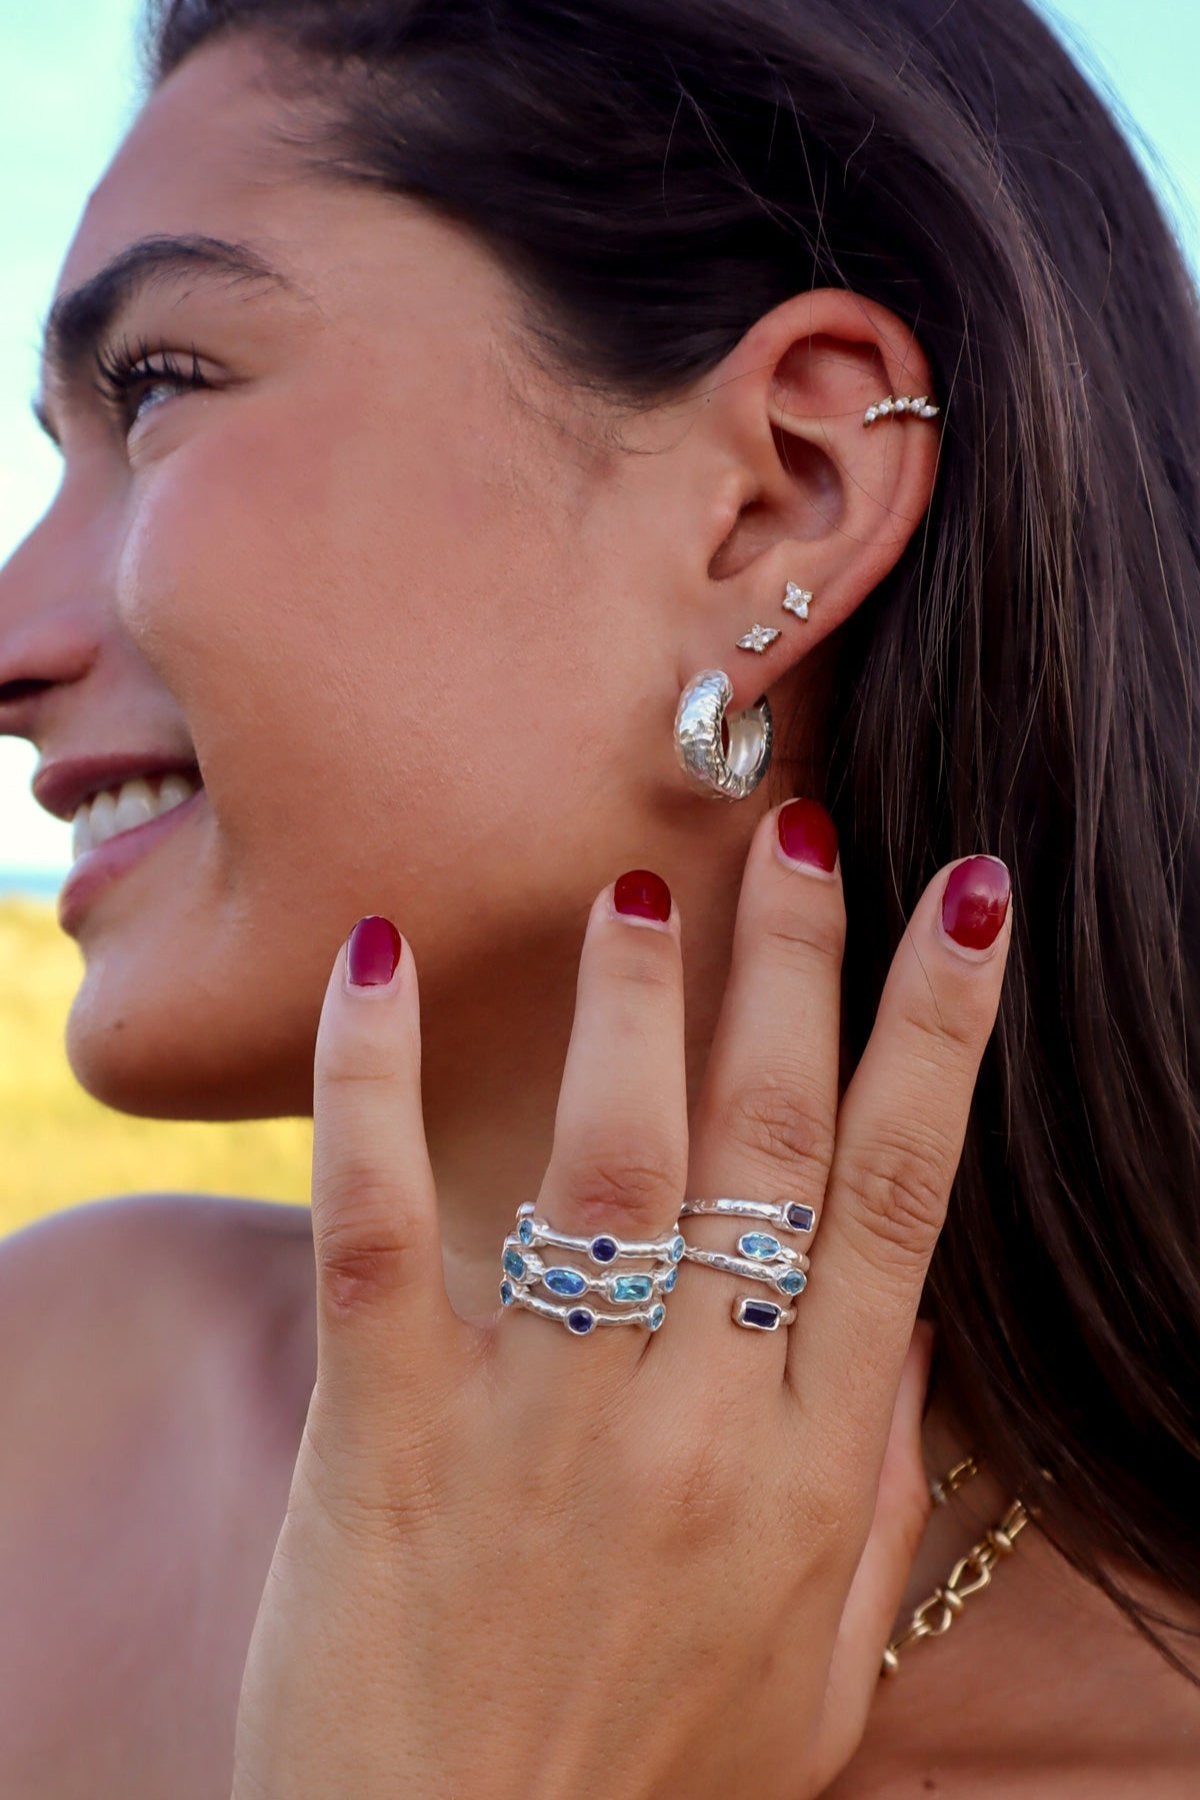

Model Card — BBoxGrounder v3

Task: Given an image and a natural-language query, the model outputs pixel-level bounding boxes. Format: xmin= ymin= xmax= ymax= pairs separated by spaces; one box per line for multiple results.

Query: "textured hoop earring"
xmin=674 ymin=669 xmax=773 ymax=802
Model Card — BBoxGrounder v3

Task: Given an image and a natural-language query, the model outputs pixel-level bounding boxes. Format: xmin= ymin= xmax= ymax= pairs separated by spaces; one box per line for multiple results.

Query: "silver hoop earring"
xmin=674 ymin=669 xmax=773 ymax=802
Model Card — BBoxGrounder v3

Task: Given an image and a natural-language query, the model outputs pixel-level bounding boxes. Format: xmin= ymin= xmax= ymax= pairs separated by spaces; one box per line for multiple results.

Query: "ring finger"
xmin=493 ymin=869 xmax=689 ymax=1386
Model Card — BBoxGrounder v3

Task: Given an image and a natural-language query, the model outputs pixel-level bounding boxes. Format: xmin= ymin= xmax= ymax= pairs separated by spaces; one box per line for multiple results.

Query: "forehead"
xmin=55 ymin=36 xmax=308 ymax=304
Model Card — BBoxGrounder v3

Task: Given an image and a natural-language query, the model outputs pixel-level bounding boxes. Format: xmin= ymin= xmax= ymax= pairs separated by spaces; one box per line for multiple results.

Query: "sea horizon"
xmin=0 ymin=866 xmax=66 ymax=904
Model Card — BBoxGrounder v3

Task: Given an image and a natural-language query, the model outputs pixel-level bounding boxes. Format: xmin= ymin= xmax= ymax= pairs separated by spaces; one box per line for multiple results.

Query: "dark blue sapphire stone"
xmin=566 ymin=1308 xmax=595 ymax=1333
xmin=785 ymin=1203 xmax=815 ymax=1232
xmin=590 ymin=1236 xmax=618 ymax=1264
xmin=741 ymin=1300 xmax=782 ymax=1330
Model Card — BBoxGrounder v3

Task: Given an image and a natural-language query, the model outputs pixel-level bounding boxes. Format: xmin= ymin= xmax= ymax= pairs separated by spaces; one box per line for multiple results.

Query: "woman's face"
xmin=0 ymin=37 xmax=750 ymax=1120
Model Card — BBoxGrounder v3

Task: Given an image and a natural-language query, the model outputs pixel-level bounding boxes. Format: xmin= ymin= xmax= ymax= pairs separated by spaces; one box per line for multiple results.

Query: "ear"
xmin=672 ymin=288 xmax=941 ymax=714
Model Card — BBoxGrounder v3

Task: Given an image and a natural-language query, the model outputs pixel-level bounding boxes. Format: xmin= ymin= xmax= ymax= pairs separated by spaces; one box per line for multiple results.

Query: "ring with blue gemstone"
xmin=681 ymin=1240 xmax=809 ymax=1298
xmin=512 ymin=1200 xmax=686 ymax=1267
xmin=679 ymin=1196 xmax=816 ymax=1236
xmin=498 ymin=1277 xmax=667 ymax=1335
xmin=502 ymin=1238 xmax=679 ymax=1305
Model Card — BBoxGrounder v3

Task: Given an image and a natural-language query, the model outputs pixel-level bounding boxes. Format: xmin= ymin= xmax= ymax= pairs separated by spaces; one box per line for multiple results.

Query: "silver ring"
xmin=732 ymin=1296 xmax=797 ymax=1331
xmin=503 ymin=1238 xmax=680 ymax=1303
xmin=514 ymin=1202 xmax=685 ymax=1265
xmin=499 ymin=1278 xmax=666 ymax=1334
xmin=679 ymin=1196 xmax=815 ymax=1236
xmin=681 ymin=1243 xmax=808 ymax=1297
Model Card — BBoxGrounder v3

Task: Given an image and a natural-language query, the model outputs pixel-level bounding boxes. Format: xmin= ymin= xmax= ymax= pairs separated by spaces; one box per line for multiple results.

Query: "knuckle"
xmin=899 ymin=976 xmax=995 ymax=1062
xmin=758 ymin=898 xmax=846 ymax=970
xmin=720 ymin=1076 xmax=836 ymax=1183
xmin=552 ymin=1140 xmax=683 ymax=1227
xmin=838 ymin=1126 xmax=950 ymax=1266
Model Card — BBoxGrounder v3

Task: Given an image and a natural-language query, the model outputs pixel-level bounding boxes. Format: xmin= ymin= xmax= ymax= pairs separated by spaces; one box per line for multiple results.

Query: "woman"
xmin=1 ymin=0 xmax=1197 ymax=1791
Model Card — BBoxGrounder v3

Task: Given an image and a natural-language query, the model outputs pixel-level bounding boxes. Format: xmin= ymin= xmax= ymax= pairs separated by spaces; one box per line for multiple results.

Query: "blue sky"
xmin=2 ymin=0 xmax=1197 ymax=877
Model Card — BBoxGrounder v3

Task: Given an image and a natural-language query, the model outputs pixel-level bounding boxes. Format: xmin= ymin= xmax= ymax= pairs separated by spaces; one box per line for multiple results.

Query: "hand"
xmin=229 ymin=805 xmax=1012 ymax=1800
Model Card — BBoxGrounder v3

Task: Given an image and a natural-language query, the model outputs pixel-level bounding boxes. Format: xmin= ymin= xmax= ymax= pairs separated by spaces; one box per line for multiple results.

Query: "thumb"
xmin=815 ymin=1319 xmax=937 ymax=1779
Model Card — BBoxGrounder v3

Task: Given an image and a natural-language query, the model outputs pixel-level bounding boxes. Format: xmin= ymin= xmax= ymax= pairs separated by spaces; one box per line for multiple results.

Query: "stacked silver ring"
xmin=498 ymin=1201 xmax=685 ymax=1334
xmin=678 ymin=1197 xmax=816 ymax=1331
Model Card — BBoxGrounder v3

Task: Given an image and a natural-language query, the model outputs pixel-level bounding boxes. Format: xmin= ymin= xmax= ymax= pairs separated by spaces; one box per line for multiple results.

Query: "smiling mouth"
xmin=69 ymin=768 xmax=205 ymax=864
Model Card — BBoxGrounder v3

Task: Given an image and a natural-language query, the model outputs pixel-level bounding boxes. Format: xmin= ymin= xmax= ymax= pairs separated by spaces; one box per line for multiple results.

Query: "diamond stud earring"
xmin=736 ymin=624 xmax=781 ymax=654
xmin=863 ymin=394 xmax=940 ymax=426
xmin=782 ymin=582 xmax=813 ymax=621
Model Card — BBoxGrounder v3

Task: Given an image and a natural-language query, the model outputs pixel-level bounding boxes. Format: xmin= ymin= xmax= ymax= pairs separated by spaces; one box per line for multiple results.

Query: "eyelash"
xmin=92 ymin=334 xmax=211 ymax=429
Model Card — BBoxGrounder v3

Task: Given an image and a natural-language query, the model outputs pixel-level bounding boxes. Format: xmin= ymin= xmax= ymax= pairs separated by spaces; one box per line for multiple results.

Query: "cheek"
xmin=114 ymin=383 xmax=598 ymax=911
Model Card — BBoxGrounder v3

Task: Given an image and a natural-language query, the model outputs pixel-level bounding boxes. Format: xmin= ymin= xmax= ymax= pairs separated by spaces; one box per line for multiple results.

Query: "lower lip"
xmin=57 ymin=787 xmax=206 ymax=933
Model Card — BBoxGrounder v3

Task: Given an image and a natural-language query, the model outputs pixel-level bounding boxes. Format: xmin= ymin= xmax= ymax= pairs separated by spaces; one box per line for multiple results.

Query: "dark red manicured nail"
xmin=613 ymin=869 xmax=672 ymax=923
xmin=347 ymin=915 xmax=403 ymax=986
xmin=940 ymin=858 xmax=1011 ymax=951
xmin=776 ymin=799 xmax=838 ymax=872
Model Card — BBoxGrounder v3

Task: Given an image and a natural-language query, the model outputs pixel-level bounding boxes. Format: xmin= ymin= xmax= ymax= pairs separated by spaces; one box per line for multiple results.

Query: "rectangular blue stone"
xmin=739 ymin=1300 xmax=782 ymax=1330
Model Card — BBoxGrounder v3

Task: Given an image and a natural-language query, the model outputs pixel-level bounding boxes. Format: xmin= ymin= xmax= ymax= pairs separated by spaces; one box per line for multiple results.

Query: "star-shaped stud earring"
xmin=736 ymin=624 xmax=782 ymax=654
xmin=782 ymin=582 xmax=813 ymax=621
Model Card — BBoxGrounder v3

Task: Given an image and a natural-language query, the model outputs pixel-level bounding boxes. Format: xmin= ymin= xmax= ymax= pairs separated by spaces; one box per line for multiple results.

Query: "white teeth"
xmin=70 ymin=770 xmax=202 ymax=862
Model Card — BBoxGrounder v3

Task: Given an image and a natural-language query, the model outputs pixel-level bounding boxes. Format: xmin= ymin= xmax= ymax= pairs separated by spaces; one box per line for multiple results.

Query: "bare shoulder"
xmin=0 ymin=1193 xmax=314 ymax=1798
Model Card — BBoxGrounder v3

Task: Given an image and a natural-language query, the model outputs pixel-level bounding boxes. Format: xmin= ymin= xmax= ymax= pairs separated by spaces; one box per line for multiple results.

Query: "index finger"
xmin=789 ymin=856 xmax=1012 ymax=1472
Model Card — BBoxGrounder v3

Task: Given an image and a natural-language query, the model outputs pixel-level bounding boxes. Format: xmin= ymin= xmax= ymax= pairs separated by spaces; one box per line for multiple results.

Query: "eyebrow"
xmin=30 ymin=233 xmax=310 ymax=442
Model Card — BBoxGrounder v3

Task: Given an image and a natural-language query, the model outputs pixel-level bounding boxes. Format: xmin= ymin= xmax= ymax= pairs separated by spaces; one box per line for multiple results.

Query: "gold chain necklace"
xmin=880 ymin=1452 xmax=1036 ymax=1677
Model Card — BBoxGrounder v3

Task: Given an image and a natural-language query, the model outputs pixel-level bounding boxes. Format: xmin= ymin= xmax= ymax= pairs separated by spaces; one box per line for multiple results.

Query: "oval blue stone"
xmin=648 ymin=1304 xmax=666 ymax=1330
xmin=739 ymin=1232 xmax=781 ymax=1260
xmin=566 ymin=1308 xmax=595 ymax=1333
xmin=669 ymin=1235 xmax=685 ymax=1262
xmin=612 ymin=1274 xmax=652 ymax=1303
xmin=663 ymin=1268 xmax=678 ymax=1291
xmin=779 ymin=1270 xmax=806 ymax=1295
xmin=545 ymin=1266 xmax=587 ymax=1297
xmin=590 ymin=1235 xmax=618 ymax=1263
xmin=499 ymin=1280 xmax=515 ymax=1306
xmin=517 ymin=1217 xmax=534 ymax=1244
xmin=503 ymin=1249 xmax=526 ymax=1279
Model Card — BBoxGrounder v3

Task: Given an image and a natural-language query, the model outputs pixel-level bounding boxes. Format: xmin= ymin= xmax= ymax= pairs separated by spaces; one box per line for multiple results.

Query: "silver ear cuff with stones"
xmin=863 ymin=394 xmax=940 ymax=426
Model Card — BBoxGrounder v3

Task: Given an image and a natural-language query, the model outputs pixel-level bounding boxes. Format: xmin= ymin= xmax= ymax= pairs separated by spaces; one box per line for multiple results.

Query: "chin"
xmin=63 ymin=965 xmax=317 ymax=1122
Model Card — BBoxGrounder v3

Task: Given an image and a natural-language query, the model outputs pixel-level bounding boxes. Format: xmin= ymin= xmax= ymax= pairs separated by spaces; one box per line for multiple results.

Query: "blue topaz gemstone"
xmin=737 ymin=1298 xmax=783 ymax=1331
xmin=778 ymin=1269 xmax=807 ymax=1296
xmin=663 ymin=1267 xmax=679 ymax=1292
xmin=545 ymin=1266 xmax=588 ymax=1297
xmin=786 ymin=1203 xmax=815 ymax=1232
xmin=739 ymin=1232 xmax=782 ymax=1260
xmin=499 ymin=1279 xmax=515 ymax=1306
xmin=648 ymin=1303 xmax=666 ymax=1330
xmin=517 ymin=1217 xmax=535 ymax=1245
xmin=612 ymin=1273 xmax=652 ymax=1303
xmin=566 ymin=1308 xmax=595 ymax=1334
xmin=502 ymin=1248 xmax=527 ymax=1280
xmin=589 ymin=1235 xmax=619 ymax=1264
xmin=669 ymin=1234 xmax=685 ymax=1263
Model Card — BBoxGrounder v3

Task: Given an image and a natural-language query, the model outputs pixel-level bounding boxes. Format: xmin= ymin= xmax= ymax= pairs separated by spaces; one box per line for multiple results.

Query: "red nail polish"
xmin=614 ymin=869 xmax=671 ymax=922
xmin=941 ymin=858 xmax=1011 ymax=950
xmin=776 ymin=799 xmax=838 ymax=872
xmin=347 ymin=915 xmax=403 ymax=986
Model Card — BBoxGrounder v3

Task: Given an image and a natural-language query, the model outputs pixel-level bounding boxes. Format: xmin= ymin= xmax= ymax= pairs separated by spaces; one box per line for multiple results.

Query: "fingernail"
xmin=776 ymin=798 xmax=838 ymax=873
xmin=613 ymin=869 xmax=672 ymax=923
xmin=347 ymin=915 xmax=403 ymax=986
xmin=940 ymin=857 xmax=1011 ymax=951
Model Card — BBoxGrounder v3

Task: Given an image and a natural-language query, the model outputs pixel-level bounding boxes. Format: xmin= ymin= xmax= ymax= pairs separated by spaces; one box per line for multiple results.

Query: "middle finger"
xmin=661 ymin=799 xmax=845 ymax=1358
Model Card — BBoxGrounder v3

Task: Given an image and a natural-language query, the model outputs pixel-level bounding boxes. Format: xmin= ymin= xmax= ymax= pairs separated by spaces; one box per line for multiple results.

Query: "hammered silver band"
xmin=679 ymin=1196 xmax=815 ymax=1236
xmin=500 ymin=1281 xmax=666 ymax=1334
xmin=513 ymin=1202 xmax=686 ymax=1266
xmin=674 ymin=669 xmax=773 ymax=802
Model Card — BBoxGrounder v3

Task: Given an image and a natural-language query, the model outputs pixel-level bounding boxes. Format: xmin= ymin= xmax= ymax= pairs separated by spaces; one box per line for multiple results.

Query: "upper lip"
xmin=32 ymin=753 xmax=203 ymax=824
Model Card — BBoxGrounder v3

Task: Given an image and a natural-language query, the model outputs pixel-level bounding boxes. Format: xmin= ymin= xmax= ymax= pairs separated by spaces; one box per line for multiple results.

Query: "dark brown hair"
xmin=139 ymin=0 xmax=1200 ymax=1679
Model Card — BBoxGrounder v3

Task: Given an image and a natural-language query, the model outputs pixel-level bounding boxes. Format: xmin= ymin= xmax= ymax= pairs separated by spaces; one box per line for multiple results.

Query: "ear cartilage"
xmin=782 ymin=583 xmax=813 ymax=621
xmin=863 ymin=395 xmax=940 ymax=427
xmin=736 ymin=624 xmax=782 ymax=654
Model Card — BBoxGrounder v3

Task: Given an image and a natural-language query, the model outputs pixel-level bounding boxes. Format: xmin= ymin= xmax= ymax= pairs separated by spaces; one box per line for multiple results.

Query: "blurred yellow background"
xmin=0 ymin=899 xmax=313 ymax=1241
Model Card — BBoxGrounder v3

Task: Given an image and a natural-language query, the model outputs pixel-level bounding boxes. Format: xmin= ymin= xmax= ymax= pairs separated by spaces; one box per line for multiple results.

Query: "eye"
xmin=92 ymin=334 xmax=212 ymax=433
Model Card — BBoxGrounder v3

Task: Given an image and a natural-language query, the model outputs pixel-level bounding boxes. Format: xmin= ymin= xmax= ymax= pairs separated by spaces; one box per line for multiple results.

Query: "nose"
xmin=0 ymin=500 xmax=99 ymax=746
